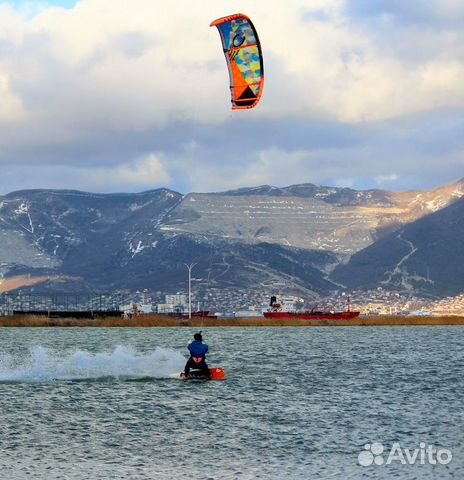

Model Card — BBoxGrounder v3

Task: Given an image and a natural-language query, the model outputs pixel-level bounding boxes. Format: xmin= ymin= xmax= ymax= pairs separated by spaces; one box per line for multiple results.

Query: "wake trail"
xmin=0 ymin=346 xmax=186 ymax=382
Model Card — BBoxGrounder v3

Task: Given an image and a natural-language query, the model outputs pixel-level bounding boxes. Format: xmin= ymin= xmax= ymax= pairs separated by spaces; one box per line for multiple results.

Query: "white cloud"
xmin=232 ymin=149 xmax=312 ymax=189
xmin=375 ymin=173 xmax=399 ymax=185
xmin=0 ymin=71 xmax=25 ymax=122
xmin=0 ymin=0 xmax=463 ymax=193
xmin=181 ymin=146 xmax=367 ymax=192
xmin=0 ymin=0 xmax=463 ymax=128
xmin=90 ymin=153 xmax=170 ymax=188
xmin=2 ymin=153 xmax=170 ymax=192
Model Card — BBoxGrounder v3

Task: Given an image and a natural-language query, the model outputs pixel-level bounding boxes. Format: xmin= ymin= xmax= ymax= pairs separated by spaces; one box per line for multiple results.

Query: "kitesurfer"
xmin=184 ymin=332 xmax=210 ymax=377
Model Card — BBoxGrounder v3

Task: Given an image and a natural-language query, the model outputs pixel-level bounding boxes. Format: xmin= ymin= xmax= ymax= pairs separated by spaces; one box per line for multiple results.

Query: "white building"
xmin=120 ymin=303 xmax=153 ymax=317
xmin=166 ymin=293 xmax=187 ymax=306
xmin=157 ymin=293 xmax=188 ymax=314
xmin=157 ymin=303 xmax=175 ymax=314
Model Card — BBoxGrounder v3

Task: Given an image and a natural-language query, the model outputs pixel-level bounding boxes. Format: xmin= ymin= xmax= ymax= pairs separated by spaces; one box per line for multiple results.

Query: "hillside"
xmin=332 ymin=197 xmax=464 ymax=296
xmin=0 ymin=179 xmax=463 ymax=297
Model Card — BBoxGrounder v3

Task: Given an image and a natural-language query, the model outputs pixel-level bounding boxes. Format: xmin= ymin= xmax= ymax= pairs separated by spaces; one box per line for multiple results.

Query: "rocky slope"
xmin=332 ymin=196 xmax=464 ymax=297
xmin=0 ymin=178 xmax=462 ymax=297
xmin=161 ymin=179 xmax=464 ymax=254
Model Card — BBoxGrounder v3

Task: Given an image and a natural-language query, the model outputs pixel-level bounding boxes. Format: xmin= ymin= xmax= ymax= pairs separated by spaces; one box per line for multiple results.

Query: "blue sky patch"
xmin=4 ymin=0 xmax=78 ymax=8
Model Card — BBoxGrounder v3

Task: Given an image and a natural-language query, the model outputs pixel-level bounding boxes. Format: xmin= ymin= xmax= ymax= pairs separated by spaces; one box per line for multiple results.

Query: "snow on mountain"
xmin=0 ymin=179 xmax=462 ymax=296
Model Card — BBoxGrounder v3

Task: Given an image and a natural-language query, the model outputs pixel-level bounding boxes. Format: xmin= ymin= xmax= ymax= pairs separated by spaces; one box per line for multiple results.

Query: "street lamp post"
xmin=184 ymin=263 xmax=197 ymax=319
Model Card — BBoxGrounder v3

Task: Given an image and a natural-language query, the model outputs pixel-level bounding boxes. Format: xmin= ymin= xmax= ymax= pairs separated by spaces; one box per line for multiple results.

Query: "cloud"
xmin=91 ymin=153 xmax=170 ymax=188
xmin=0 ymin=70 xmax=25 ymax=121
xmin=3 ymin=153 xmax=170 ymax=192
xmin=2 ymin=0 xmax=464 ymax=125
xmin=163 ymin=110 xmax=464 ymax=193
xmin=0 ymin=0 xmax=463 ymax=194
xmin=375 ymin=173 xmax=399 ymax=185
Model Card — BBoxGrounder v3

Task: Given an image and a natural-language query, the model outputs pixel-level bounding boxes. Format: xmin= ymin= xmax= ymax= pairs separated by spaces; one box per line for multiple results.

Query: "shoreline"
xmin=0 ymin=314 xmax=464 ymax=327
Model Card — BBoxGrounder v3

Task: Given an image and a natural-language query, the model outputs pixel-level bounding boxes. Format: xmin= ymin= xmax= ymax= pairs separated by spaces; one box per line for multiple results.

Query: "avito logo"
xmin=358 ymin=442 xmax=452 ymax=466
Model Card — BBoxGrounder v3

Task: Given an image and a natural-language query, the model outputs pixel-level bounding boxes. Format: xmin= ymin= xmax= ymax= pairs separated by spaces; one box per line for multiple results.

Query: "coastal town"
xmin=153 ymin=287 xmax=464 ymax=317
xmin=2 ymin=287 xmax=464 ymax=317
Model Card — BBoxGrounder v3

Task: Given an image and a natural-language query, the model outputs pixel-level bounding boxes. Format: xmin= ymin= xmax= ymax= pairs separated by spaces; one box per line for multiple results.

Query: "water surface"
xmin=0 ymin=327 xmax=462 ymax=479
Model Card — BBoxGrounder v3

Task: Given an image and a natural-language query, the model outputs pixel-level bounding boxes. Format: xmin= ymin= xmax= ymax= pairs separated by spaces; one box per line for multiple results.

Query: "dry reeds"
xmin=0 ymin=314 xmax=463 ymax=327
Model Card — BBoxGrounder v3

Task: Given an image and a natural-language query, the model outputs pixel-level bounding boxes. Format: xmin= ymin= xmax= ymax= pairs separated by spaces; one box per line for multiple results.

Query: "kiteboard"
xmin=179 ymin=367 xmax=226 ymax=381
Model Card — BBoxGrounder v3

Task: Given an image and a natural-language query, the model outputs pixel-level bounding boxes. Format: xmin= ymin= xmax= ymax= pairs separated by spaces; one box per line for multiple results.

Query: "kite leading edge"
xmin=210 ymin=13 xmax=264 ymax=110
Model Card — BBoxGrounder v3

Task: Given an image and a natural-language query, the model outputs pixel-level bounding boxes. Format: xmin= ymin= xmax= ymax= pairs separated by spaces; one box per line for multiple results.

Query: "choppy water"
xmin=0 ymin=327 xmax=462 ymax=479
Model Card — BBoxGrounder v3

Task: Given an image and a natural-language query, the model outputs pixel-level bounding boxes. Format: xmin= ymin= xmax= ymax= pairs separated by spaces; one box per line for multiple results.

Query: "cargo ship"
xmin=263 ymin=296 xmax=360 ymax=320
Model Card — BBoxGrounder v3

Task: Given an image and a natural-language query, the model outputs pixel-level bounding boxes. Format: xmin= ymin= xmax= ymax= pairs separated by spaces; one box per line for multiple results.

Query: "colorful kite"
xmin=210 ymin=13 xmax=264 ymax=110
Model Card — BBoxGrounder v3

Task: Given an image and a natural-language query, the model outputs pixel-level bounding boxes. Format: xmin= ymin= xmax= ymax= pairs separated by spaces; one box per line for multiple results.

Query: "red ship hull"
xmin=263 ymin=311 xmax=360 ymax=320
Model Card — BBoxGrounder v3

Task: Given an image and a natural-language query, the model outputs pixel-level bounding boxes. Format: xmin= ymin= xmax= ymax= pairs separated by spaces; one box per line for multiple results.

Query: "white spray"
xmin=0 ymin=345 xmax=186 ymax=382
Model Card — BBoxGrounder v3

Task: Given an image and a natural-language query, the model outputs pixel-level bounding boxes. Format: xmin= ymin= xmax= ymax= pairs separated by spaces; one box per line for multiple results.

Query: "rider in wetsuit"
xmin=184 ymin=332 xmax=210 ymax=377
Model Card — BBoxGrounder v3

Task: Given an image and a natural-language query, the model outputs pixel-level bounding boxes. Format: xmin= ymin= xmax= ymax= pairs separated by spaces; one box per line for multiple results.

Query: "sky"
xmin=0 ymin=0 xmax=463 ymax=194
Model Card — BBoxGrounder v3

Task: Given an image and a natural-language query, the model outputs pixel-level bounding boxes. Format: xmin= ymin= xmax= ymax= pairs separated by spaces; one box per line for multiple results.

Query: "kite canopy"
xmin=210 ymin=13 xmax=264 ymax=110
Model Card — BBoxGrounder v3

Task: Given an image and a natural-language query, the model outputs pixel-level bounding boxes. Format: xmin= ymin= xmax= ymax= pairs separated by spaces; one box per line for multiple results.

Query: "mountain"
xmin=0 ymin=188 xmax=183 ymax=291
xmin=0 ymin=178 xmax=463 ymax=297
xmin=331 ymin=196 xmax=464 ymax=297
xmin=0 ymin=188 xmax=182 ymax=272
xmin=161 ymin=179 xmax=464 ymax=254
xmin=0 ymin=188 xmax=338 ymax=297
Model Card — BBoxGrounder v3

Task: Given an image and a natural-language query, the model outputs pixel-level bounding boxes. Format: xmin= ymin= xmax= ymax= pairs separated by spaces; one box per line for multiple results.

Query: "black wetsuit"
xmin=184 ymin=357 xmax=210 ymax=376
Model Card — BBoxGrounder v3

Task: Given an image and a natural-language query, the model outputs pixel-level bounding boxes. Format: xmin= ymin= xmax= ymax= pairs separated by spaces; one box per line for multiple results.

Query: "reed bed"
xmin=0 ymin=314 xmax=463 ymax=327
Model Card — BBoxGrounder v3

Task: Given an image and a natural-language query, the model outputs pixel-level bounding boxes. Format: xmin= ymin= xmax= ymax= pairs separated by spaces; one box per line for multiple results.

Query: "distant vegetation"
xmin=0 ymin=314 xmax=463 ymax=327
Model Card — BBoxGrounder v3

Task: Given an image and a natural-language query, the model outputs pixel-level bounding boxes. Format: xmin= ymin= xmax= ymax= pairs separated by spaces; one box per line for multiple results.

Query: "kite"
xmin=210 ymin=13 xmax=264 ymax=110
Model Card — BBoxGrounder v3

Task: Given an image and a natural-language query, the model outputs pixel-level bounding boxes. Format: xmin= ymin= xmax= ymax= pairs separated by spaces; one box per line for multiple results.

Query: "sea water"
xmin=0 ymin=327 xmax=462 ymax=479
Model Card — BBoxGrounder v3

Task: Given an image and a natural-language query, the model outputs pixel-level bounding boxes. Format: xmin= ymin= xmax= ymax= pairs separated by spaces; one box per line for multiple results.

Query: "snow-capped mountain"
xmin=0 ymin=178 xmax=463 ymax=297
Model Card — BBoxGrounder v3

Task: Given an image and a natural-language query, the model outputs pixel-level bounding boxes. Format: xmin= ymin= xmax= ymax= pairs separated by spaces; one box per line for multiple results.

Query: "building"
xmin=165 ymin=293 xmax=186 ymax=305
xmin=157 ymin=293 xmax=188 ymax=314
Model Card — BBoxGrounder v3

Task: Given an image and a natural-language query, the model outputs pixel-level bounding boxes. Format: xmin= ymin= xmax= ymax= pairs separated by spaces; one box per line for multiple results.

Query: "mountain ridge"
xmin=332 ymin=196 xmax=464 ymax=297
xmin=0 ymin=178 xmax=463 ymax=297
